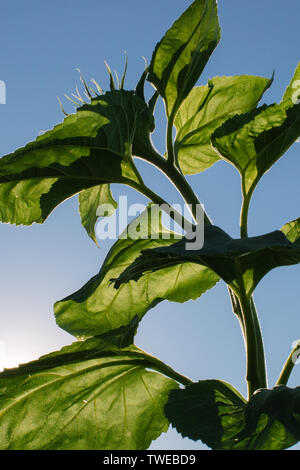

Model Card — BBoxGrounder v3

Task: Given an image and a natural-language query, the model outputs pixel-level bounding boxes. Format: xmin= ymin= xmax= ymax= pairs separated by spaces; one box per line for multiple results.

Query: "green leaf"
xmin=0 ymin=321 xmax=178 ymax=450
xmin=114 ymin=224 xmax=300 ymax=296
xmin=148 ymin=0 xmax=220 ymax=119
xmin=79 ymin=184 xmax=117 ymax=245
xmin=165 ymin=381 xmax=300 ymax=450
xmin=174 ymin=74 xmax=273 ymax=174
xmin=281 ymin=217 xmax=300 ymax=246
xmin=0 ymin=89 xmax=153 ymax=225
xmin=212 ymin=98 xmax=300 ymax=201
xmin=234 ymin=386 xmax=300 ymax=450
xmin=164 ymin=380 xmax=246 ymax=450
xmin=282 ymin=62 xmax=300 ymax=103
xmin=55 ymin=206 xmax=219 ymax=338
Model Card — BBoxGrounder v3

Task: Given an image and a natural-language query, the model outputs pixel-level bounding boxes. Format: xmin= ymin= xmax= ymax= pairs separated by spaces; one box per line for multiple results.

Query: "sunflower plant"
xmin=0 ymin=0 xmax=300 ymax=450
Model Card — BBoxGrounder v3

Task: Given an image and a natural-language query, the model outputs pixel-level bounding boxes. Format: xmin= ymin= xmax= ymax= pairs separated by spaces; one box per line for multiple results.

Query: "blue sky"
xmin=0 ymin=0 xmax=299 ymax=450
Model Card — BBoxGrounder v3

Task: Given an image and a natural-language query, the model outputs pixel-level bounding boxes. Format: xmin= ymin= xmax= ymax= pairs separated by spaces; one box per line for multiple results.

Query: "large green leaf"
xmin=212 ymin=66 xmax=300 ymax=201
xmin=114 ymin=224 xmax=300 ymax=297
xmin=164 ymin=380 xmax=246 ymax=449
xmin=55 ymin=206 xmax=219 ymax=338
xmin=79 ymin=184 xmax=117 ymax=245
xmin=235 ymin=386 xmax=300 ymax=449
xmin=164 ymin=381 xmax=300 ymax=450
xmin=174 ymin=75 xmax=273 ymax=174
xmin=0 ymin=89 xmax=153 ymax=225
xmin=212 ymin=101 xmax=300 ymax=200
xmin=148 ymin=0 xmax=220 ymax=119
xmin=0 ymin=319 xmax=178 ymax=450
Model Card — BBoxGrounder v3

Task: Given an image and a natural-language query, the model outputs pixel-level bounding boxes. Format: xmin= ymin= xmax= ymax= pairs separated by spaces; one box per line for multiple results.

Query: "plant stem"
xmin=240 ymin=190 xmax=251 ymax=238
xmin=136 ymin=150 xmax=211 ymax=225
xmin=132 ymin=349 xmax=193 ymax=387
xmin=240 ymin=176 xmax=257 ymax=238
xmin=240 ymin=198 xmax=249 ymax=238
xmin=167 ymin=118 xmax=175 ymax=166
xmin=250 ymin=297 xmax=267 ymax=388
xmin=238 ymin=180 xmax=267 ymax=396
xmin=276 ymin=342 xmax=300 ymax=386
xmin=236 ymin=279 xmax=266 ymax=397
xmin=129 ymin=180 xmax=194 ymax=233
xmin=228 ymin=287 xmax=267 ymax=393
xmin=137 ymin=144 xmax=268 ymax=397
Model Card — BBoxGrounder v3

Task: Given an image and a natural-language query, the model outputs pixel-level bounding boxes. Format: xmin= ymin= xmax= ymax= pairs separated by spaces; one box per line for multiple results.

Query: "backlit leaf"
xmin=79 ymin=184 xmax=117 ymax=245
xmin=282 ymin=62 xmax=300 ymax=103
xmin=0 ymin=90 xmax=153 ymax=225
xmin=174 ymin=74 xmax=273 ymax=174
xmin=212 ymin=102 xmax=300 ymax=199
xmin=212 ymin=66 xmax=300 ymax=202
xmin=165 ymin=380 xmax=246 ymax=449
xmin=114 ymin=224 xmax=300 ymax=297
xmin=55 ymin=206 xmax=219 ymax=338
xmin=0 ymin=320 xmax=178 ymax=450
xmin=165 ymin=381 xmax=300 ymax=450
xmin=281 ymin=217 xmax=300 ymax=246
xmin=148 ymin=0 xmax=220 ymax=119
xmin=234 ymin=385 xmax=300 ymax=450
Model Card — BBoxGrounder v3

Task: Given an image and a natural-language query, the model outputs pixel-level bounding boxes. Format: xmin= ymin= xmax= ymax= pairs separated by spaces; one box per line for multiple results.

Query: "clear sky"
xmin=0 ymin=0 xmax=299 ymax=450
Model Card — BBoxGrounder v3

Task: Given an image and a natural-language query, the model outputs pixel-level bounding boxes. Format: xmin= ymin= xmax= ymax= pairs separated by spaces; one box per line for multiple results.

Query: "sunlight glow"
xmin=0 ymin=340 xmax=44 ymax=372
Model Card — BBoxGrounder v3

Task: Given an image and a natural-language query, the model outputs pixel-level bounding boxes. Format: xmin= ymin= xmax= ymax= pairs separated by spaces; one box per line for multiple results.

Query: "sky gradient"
xmin=0 ymin=0 xmax=299 ymax=450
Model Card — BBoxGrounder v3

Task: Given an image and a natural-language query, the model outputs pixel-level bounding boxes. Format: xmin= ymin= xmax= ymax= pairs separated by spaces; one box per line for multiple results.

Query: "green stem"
xmin=250 ymin=297 xmax=267 ymax=389
xmin=238 ymin=179 xmax=267 ymax=396
xmin=240 ymin=177 xmax=256 ymax=238
xmin=236 ymin=279 xmax=265 ymax=397
xmin=240 ymin=194 xmax=250 ymax=238
xmin=167 ymin=118 xmax=175 ymax=167
xmin=132 ymin=350 xmax=193 ymax=387
xmin=229 ymin=287 xmax=267 ymax=392
xmin=276 ymin=341 xmax=300 ymax=386
xmin=129 ymin=180 xmax=194 ymax=233
xmin=136 ymin=142 xmax=267 ymax=396
xmin=135 ymin=150 xmax=211 ymax=225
